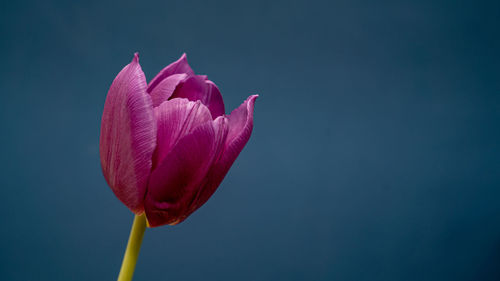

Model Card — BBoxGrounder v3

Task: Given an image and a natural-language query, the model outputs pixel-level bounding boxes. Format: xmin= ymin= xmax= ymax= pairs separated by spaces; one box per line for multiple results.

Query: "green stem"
xmin=117 ymin=214 xmax=147 ymax=281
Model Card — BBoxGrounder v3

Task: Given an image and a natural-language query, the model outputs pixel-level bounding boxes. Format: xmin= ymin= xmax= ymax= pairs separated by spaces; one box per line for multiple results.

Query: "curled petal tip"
xmin=249 ymin=94 xmax=259 ymax=102
xmin=245 ymin=95 xmax=258 ymax=111
xmin=133 ymin=52 xmax=140 ymax=63
xmin=177 ymin=53 xmax=188 ymax=65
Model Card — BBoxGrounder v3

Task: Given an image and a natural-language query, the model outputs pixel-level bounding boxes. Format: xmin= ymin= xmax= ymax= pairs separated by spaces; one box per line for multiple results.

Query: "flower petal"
xmin=147 ymin=53 xmax=194 ymax=93
xmin=186 ymin=95 xmax=258 ymax=215
xmin=100 ymin=53 xmax=156 ymax=214
xmin=145 ymin=117 xmax=228 ymax=227
xmin=171 ymin=76 xmax=225 ymax=118
xmin=152 ymin=98 xmax=212 ymax=169
xmin=150 ymin=73 xmax=187 ymax=107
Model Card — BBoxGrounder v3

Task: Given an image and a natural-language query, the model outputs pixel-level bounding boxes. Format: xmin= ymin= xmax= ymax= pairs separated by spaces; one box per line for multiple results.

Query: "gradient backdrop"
xmin=1 ymin=0 xmax=499 ymax=280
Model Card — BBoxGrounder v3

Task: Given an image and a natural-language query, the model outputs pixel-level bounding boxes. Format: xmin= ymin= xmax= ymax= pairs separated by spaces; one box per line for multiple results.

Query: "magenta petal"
xmin=171 ymin=76 xmax=226 ymax=118
xmin=150 ymin=73 xmax=187 ymax=107
xmin=100 ymin=53 xmax=156 ymax=214
xmin=152 ymin=98 xmax=212 ymax=168
xmin=145 ymin=117 xmax=228 ymax=227
xmin=147 ymin=53 xmax=194 ymax=93
xmin=187 ymin=95 xmax=258 ymax=215
xmin=204 ymin=80 xmax=225 ymax=117
xmin=226 ymin=95 xmax=258 ymax=144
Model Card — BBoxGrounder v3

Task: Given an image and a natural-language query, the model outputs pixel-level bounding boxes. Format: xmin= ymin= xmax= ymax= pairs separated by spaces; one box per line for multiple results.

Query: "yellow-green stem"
xmin=117 ymin=214 xmax=147 ymax=281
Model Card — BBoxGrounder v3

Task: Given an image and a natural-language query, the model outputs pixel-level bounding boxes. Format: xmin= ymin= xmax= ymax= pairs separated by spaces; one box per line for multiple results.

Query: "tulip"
xmin=101 ymin=52 xmax=257 ymax=225
xmin=100 ymin=53 xmax=257 ymax=280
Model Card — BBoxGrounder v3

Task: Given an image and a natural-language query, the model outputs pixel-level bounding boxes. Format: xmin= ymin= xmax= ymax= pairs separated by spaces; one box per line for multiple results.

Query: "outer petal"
xmin=186 ymin=95 xmax=258 ymax=216
xmin=147 ymin=53 xmax=194 ymax=93
xmin=152 ymin=98 xmax=212 ymax=169
xmin=145 ymin=117 xmax=228 ymax=227
xmin=171 ymin=76 xmax=225 ymax=118
xmin=100 ymin=53 xmax=156 ymax=213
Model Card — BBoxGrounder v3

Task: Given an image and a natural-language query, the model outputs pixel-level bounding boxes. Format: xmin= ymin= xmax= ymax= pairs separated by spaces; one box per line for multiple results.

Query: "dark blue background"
xmin=1 ymin=0 xmax=499 ymax=280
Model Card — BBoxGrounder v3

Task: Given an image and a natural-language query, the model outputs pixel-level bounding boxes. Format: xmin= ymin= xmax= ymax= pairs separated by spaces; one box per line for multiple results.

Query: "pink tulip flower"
xmin=100 ymin=53 xmax=257 ymax=227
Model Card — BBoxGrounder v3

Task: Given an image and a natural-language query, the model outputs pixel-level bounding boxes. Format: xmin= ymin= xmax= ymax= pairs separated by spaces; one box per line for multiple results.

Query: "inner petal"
xmin=170 ymin=76 xmax=225 ymax=118
xmin=150 ymin=73 xmax=187 ymax=107
xmin=152 ymin=98 xmax=212 ymax=168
